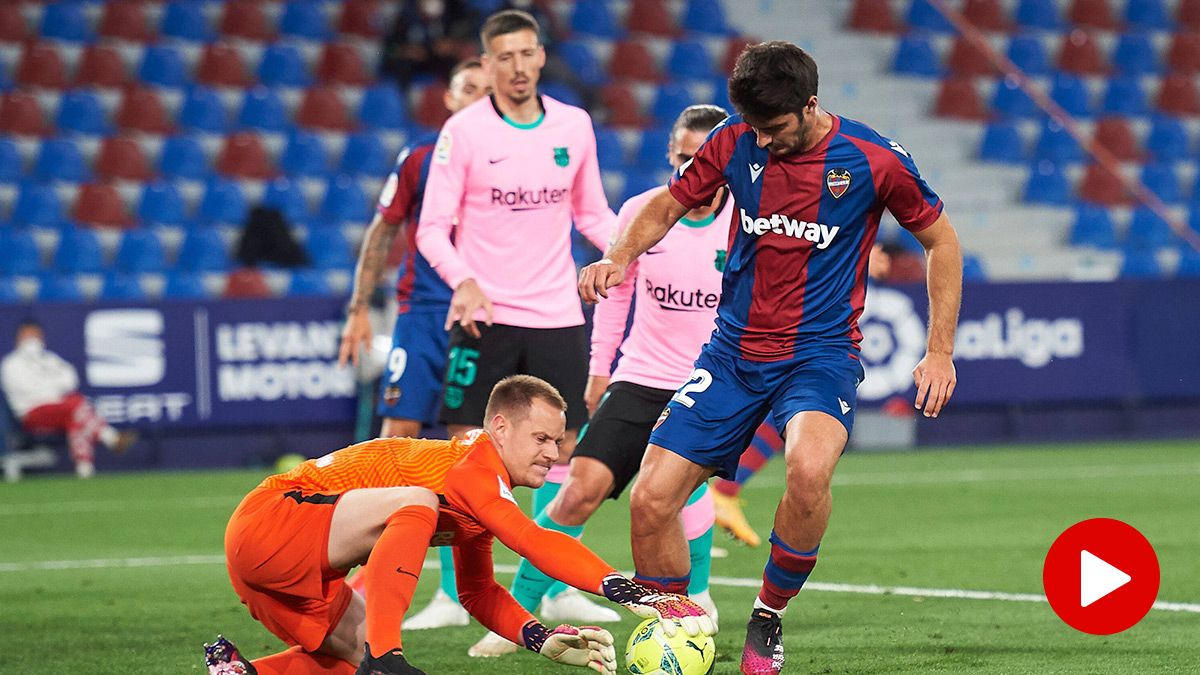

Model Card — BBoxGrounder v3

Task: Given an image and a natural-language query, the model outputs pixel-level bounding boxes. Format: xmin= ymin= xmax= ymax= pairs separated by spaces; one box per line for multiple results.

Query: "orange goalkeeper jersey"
xmin=259 ymin=431 xmax=616 ymax=645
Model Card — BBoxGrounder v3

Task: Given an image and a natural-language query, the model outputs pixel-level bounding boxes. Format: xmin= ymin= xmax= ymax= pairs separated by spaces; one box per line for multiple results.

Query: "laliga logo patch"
xmin=652 ymin=407 xmax=670 ymax=431
xmin=826 ymin=168 xmax=851 ymax=199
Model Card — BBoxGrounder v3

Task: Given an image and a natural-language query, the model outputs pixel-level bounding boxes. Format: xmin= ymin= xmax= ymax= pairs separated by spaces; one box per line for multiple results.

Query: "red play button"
xmin=1043 ymin=518 xmax=1160 ymax=635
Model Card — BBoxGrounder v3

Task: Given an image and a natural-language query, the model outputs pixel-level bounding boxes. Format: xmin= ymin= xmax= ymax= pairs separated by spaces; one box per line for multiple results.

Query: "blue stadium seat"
xmin=261 ymin=176 xmax=311 ymax=224
xmin=197 ymin=177 xmax=248 ymax=225
xmin=668 ymin=40 xmax=717 ymax=81
xmin=237 ymin=87 xmax=289 ymax=132
xmin=0 ymin=139 xmax=20 ymax=184
xmin=621 ymin=168 xmax=666 ymax=203
xmin=651 ymin=83 xmax=694 ymax=126
xmin=54 ymin=227 xmax=105 ymax=273
xmin=1177 ymin=245 xmax=1200 ymax=277
xmin=710 ymin=76 xmax=733 ymax=113
xmin=179 ymin=86 xmax=229 ymax=133
xmin=1033 ymin=119 xmax=1083 ymax=163
xmin=114 ymin=228 xmax=166 ymax=273
xmin=11 ymin=183 xmax=65 ymax=228
xmin=100 ymin=272 xmax=146 ymax=301
xmin=1049 ymin=73 xmax=1092 ymax=117
xmin=320 ymin=175 xmax=370 ymax=224
xmin=979 ymin=121 xmax=1026 ymax=163
xmin=1112 ymin=32 xmax=1161 ymax=75
xmin=1119 ymin=249 xmax=1163 ymax=277
xmin=287 ymin=269 xmax=333 ymax=296
xmin=556 ymin=41 xmax=607 ymax=88
xmin=0 ymin=277 xmax=19 ymax=304
xmin=1125 ymin=206 xmax=1174 ymax=249
xmin=991 ymin=77 xmax=1041 ymax=118
xmin=571 ymin=2 xmax=624 ymax=39
xmin=634 ymin=127 xmax=671 ymax=167
xmin=32 ymin=138 xmax=92 ymax=183
xmin=339 ymin=131 xmax=391 ymax=177
xmin=56 ymin=91 xmax=112 ymax=136
xmin=962 ymin=254 xmax=986 ymax=281
xmin=305 ymin=227 xmax=352 ymax=269
xmin=594 ymin=127 xmax=626 ymax=169
xmin=40 ymin=1 xmax=95 ymax=43
xmin=0 ymin=228 xmax=42 ymax=275
xmin=38 ymin=273 xmax=83 ymax=302
xmin=280 ymin=130 xmax=331 ymax=177
xmin=175 ymin=229 xmax=231 ymax=272
xmin=540 ymin=83 xmax=583 ymax=108
xmin=1023 ymin=161 xmax=1071 ymax=205
xmin=1014 ymin=0 xmax=1063 ymax=30
xmin=1100 ymin=76 xmax=1149 ymax=116
xmin=258 ymin=44 xmax=312 ymax=87
xmin=137 ymin=180 xmax=188 ymax=226
xmin=138 ymin=44 xmax=190 ymax=88
xmin=1140 ymin=163 xmax=1182 ymax=204
xmin=892 ymin=33 xmax=944 ymax=77
xmin=682 ymin=0 xmax=733 ymax=35
xmin=1124 ymin=0 xmax=1173 ymax=29
xmin=358 ymin=83 xmax=410 ymax=130
xmin=1144 ymin=117 xmax=1192 ymax=163
xmin=1005 ymin=34 xmax=1050 ymax=76
xmin=163 ymin=271 xmax=210 ymax=299
xmin=160 ymin=1 xmax=215 ymax=43
xmin=280 ymin=1 xmax=331 ymax=40
xmin=159 ymin=135 xmax=212 ymax=180
xmin=1069 ymin=205 xmax=1118 ymax=249
xmin=905 ymin=0 xmax=956 ymax=33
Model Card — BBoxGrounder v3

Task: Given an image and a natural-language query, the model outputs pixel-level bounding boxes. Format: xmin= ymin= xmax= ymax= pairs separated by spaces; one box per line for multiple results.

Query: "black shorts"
xmin=571 ymin=381 xmax=672 ymax=499
xmin=439 ymin=323 xmax=589 ymax=430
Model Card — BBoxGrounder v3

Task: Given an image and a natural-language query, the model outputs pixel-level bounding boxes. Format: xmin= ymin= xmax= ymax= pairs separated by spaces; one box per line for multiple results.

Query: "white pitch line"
xmin=740 ymin=462 xmax=1200 ymax=489
xmin=2 ymin=556 xmax=1197 ymax=615
xmin=0 ymin=496 xmax=241 ymax=516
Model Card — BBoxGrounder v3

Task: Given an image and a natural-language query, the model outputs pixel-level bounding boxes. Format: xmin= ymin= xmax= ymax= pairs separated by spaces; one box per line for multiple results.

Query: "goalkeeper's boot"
xmin=467 ymin=630 xmax=520 ymax=658
xmin=405 ymin=588 xmax=470 ymax=629
xmin=712 ymin=491 xmax=761 ymax=547
xmin=539 ymin=587 xmax=620 ymax=623
xmin=204 ymin=635 xmax=257 ymax=675
xmin=357 ymin=644 xmax=426 ymax=675
xmin=740 ymin=608 xmax=784 ymax=675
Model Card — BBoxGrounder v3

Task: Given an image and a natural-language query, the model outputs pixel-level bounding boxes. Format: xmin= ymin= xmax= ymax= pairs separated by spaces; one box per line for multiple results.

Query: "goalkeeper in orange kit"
xmin=205 ymin=375 xmax=713 ymax=675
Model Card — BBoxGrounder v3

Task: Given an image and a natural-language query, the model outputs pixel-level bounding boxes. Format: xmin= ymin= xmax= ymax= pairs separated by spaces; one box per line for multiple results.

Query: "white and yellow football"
xmin=624 ymin=618 xmax=715 ymax=675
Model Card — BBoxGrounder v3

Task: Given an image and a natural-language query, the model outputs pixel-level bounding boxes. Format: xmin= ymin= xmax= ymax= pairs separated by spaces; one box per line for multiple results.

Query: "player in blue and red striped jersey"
xmin=338 ymin=58 xmax=490 ymax=631
xmin=580 ymin=42 xmax=963 ymax=674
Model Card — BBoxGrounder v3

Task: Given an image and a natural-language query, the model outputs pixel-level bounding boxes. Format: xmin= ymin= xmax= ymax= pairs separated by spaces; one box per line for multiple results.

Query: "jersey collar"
xmin=461 ymin=430 xmax=514 ymax=488
xmin=490 ymin=94 xmax=546 ymax=130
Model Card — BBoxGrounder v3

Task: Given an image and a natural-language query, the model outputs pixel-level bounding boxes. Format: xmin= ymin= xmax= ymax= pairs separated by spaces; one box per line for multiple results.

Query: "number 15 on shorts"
xmin=672 ymin=368 xmax=713 ymax=408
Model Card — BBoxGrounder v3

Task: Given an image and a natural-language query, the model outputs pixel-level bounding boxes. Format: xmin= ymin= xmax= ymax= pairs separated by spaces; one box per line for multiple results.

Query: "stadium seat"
xmin=358 ymin=83 xmax=410 ymax=130
xmin=258 ymin=44 xmax=312 ymax=87
xmin=668 ymin=40 xmax=717 ymax=81
xmin=1078 ymin=162 xmax=1133 ymax=205
xmin=100 ymin=272 xmax=146 ymax=301
xmin=56 ymin=91 xmax=111 ymax=136
xmin=601 ymin=83 xmax=649 ymax=127
xmin=610 ymin=40 xmax=663 ymax=81
xmin=0 ymin=229 xmax=42 ymax=275
xmin=1119 ymin=249 xmax=1163 ymax=277
xmin=1023 ymin=160 xmax=1072 ymax=204
xmin=1091 ymin=117 xmax=1141 ymax=161
xmin=178 ymin=86 xmax=229 ymax=133
xmin=1033 ymin=119 xmax=1084 ymax=163
xmin=848 ymin=0 xmax=903 ymax=33
xmin=33 ymin=138 xmax=91 ymax=183
xmin=892 ymin=33 xmax=944 ymax=77
xmin=651 ymin=83 xmax=694 ymax=126
xmin=38 ymin=273 xmax=83 ymax=302
xmin=320 ymin=175 xmax=370 ymax=224
xmin=1068 ymin=0 xmax=1119 ymax=30
xmin=1125 ymin=206 xmax=1175 ymax=249
xmin=723 ymin=36 xmax=755 ymax=75
xmin=339 ymin=131 xmax=391 ymax=177
xmin=16 ymin=43 xmax=70 ymax=90
xmin=1166 ymin=31 xmax=1200 ymax=74
xmin=196 ymin=44 xmax=253 ymax=88
xmin=138 ymin=44 xmax=190 ymax=89
xmin=1069 ymin=204 xmax=1119 ymax=248
xmin=223 ymin=267 xmax=272 ymax=298
xmin=296 ymin=86 xmax=356 ymax=131
xmin=236 ymin=87 xmax=289 ymax=133
xmin=197 ymin=177 xmax=248 ymax=225
xmin=95 ymin=136 xmax=155 ymax=181
xmin=219 ymin=0 xmax=276 ymax=42
xmin=40 ymin=1 xmax=95 ymax=43
xmin=1100 ymin=76 xmax=1149 ymax=115
xmin=1140 ymin=163 xmax=1183 ymax=204
xmin=1144 ymin=117 xmax=1192 ymax=163
xmin=1182 ymin=0 xmax=1200 ymax=30
xmin=979 ymin=121 xmax=1026 ymax=163
xmin=287 ymin=269 xmax=333 ymax=296
xmin=216 ymin=132 xmax=277 ymax=180
xmin=1177 ymin=246 xmax=1200 ymax=277
xmin=1005 ymin=33 xmax=1050 ymax=76
xmin=160 ymin=1 xmax=215 ymax=43
xmin=176 ymin=229 xmax=231 ymax=272
xmin=906 ymin=0 xmax=956 ymax=33
xmin=1125 ymin=0 xmax=1173 ymax=29
xmin=595 ymin=127 xmax=627 ymax=169
xmin=1049 ymin=73 xmax=1093 ymax=117
xmin=137 ymin=180 xmax=188 ymax=227
xmin=963 ymin=0 xmax=1011 ymax=31
xmin=100 ymin=1 xmax=156 ymax=42
xmin=280 ymin=1 xmax=332 ymax=40
xmin=962 ymin=253 xmax=987 ymax=280
xmin=115 ymin=87 xmax=174 ymax=134
xmin=54 ymin=227 xmax=105 ymax=273
xmin=163 ymin=271 xmax=210 ymax=299
xmin=557 ymin=41 xmax=607 ymax=89
xmin=280 ymin=130 xmax=331 ymax=178
xmin=1112 ymin=32 xmax=1162 ymax=75
xmin=0 ymin=138 xmax=21 ymax=183
xmin=682 ymin=0 xmax=734 ymax=35
xmin=339 ymin=0 xmax=383 ymax=38
xmin=316 ymin=43 xmax=371 ymax=86
xmin=1014 ymin=0 xmax=1063 ymax=30
xmin=1057 ymin=29 xmax=1108 ymax=75
xmin=628 ymin=0 xmax=679 ymax=36
xmin=571 ymin=2 xmax=624 ymax=39
xmin=634 ymin=127 xmax=671 ymax=167
xmin=947 ymin=37 xmax=998 ymax=76
xmin=159 ymin=134 xmax=212 ymax=180
xmin=72 ymin=182 xmax=133 ymax=228
xmin=12 ymin=182 xmax=64 ymax=227
xmin=412 ymin=82 xmax=450 ymax=130
xmin=0 ymin=4 xmax=30 ymax=43
xmin=991 ymin=77 xmax=1043 ymax=118
xmin=621 ymin=168 xmax=666 ymax=203
xmin=261 ymin=176 xmax=311 ymax=224
xmin=0 ymin=277 xmax=19 ymax=304
xmin=74 ymin=45 xmax=130 ymax=89
xmin=306 ymin=227 xmax=353 ymax=269
xmin=1156 ymin=73 xmax=1200 ymax=116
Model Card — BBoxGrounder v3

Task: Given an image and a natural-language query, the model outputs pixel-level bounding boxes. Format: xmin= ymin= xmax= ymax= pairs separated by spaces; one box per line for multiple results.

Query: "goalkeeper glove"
xmin=523 ymin=621 xmax=617 ymax=674
xmin=600 ymin=573 xmax=716 ymax=637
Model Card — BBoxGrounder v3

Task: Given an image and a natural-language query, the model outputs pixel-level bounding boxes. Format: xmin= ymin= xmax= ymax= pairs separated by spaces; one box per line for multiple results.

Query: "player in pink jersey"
xmin=415 ymin=9 xmax=619 ymax=635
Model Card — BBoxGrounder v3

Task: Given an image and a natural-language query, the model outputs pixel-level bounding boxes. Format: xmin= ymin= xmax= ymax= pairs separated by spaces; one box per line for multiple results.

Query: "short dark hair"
xmin=480 ymin=9 xmax=540 ymax=51
xmin=670 ymin=104 xmax=728 ymax=139
xmin=728 ymin=41 xmax=819 ymax=123
xmin=449 ymin=58 xmax=482 ymax=82
xmin=485 ymin=375 xmax=566 ymax=423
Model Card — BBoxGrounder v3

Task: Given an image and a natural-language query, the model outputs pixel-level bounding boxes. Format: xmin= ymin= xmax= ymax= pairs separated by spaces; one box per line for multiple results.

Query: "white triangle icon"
xmin=1080 ymin=550 xmax=1131 ymax=608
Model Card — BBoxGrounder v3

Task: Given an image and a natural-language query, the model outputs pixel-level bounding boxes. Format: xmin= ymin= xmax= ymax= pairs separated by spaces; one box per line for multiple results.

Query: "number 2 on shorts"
xmin=672 ymin=368 xmax=712 ymax=408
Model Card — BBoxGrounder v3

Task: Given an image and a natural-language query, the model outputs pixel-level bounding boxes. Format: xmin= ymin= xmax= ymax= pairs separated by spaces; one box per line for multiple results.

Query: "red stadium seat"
xmin=72 ymin=183 xmax=134 ymax=227
xmin=16 ymin=43 xmax=70 ymax=90
xmin=95 ymin=136 xmax=155 ymax=181
xmin=224 ymin=267 xmax=272 ymax=298
xmin=1078 ymin=163 xmax=1132 ymax=205
xmin=1166 ymin=32 xmax=1200 ymax=74
xmin=1155 ymin=73 xmax=1200 ymax=115
xmin=0 ymin=92 xmax=49 ymax=136
xmin=296 ymin=86 xmax=357 ymax=131
xmin=339 ymin=0 xmax=382 ymax=37
xmin=196 ymin=43 xmax=253 ymax=87
xmin=1068 ymin=0 xmax=1120 ymax=30
xmin=962 ymin=0 xmax=1012 ymax=32
xmin=216 ymin=132 xmax=277 ymax=179
xmin=610 ymin=40 xmax=663 ymax=81
xmin=947 ymin=37 xmax=999 ymax=76
xmin=413 ymin=82 xmax=450 ymax=129
xmin=219 ymin=0 xmax=276 ymax=41
xmin=601 ymin=83 xmax=649 ymax=127
xmin=1179 ymin=0 xmax=1200 ymax=30
xmin=848 ymin=0 xmax=902 ymax=32
xmin=1091 ymin=117 xmax=1141 ymax=161
xmin=99 ymin=1 xmax=156 ymax=42
xmin=0 ymin=4 xmax=30 ymax=43
xmin=723 ymin=36 xmax=755 ymax=75
xmin=74 ymin=45 xmax=130 ymax=88
xmin=934 ymin=78 xmax=989 ymax=120
xmin=316 ymin=43 xmax=372 ymax=85
xmin=1057 ymin=29 xmax=1109 ymax=75
xmin=115 ymin=87 xmax=174 ymax=134
xmin=627 ymin=0 xmax=679 ymax=37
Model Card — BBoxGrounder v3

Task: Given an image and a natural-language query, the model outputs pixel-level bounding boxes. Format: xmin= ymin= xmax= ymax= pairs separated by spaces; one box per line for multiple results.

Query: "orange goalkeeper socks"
xmin=252 ymin=646 xmax=355 ymax=674
xmin=365 ymin=504 xmax=438 ymax=658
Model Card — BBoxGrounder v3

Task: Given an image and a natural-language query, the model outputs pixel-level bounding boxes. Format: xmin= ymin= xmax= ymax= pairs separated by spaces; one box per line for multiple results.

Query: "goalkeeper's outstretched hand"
xmin=600 ymin=574 xmax=716 ymax=637
xmin=526 ymin=622 xmax=617 ymax=673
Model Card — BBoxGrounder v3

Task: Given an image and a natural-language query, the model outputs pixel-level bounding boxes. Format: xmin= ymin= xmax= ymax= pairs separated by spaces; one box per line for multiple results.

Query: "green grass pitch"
xmin=1 ymin=440 xmax=1197 ymax=673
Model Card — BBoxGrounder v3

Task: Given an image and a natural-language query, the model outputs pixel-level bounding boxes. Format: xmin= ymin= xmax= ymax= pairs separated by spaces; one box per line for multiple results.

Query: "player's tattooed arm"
xmin=338 ymin=213 xmax=402 ymax=367
xmin=579 ymin=190 xmax=689 ymax=303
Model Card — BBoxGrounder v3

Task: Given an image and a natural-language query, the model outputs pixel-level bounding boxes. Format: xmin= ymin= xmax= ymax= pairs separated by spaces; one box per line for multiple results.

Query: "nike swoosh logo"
xmin=488 ymin=157 xmax=507 ymax=164
xmin=645 ymin=250 xmax=666 ymax=255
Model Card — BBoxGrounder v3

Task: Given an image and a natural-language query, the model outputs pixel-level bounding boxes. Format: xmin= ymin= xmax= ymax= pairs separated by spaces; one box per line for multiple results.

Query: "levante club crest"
xmin=554 ymin=147 xmax=570 ymax=167
xmin=826 ymin=168 xmax=851 ymax=199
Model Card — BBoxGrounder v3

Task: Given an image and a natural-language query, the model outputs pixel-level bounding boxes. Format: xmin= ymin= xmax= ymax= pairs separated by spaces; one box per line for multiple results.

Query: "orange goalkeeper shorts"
xmin=224 ymin=487 xmax=354 ymax=651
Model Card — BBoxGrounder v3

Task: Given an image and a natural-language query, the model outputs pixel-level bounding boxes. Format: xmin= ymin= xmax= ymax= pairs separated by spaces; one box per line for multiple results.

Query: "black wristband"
xmin=521 ymin=619 xmax=549 ymax=653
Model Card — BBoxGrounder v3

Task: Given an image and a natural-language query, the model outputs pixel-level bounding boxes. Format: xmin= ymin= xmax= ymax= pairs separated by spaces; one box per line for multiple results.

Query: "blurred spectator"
xmin=380 ymin=0 xmax=479 ymax=87
xmin=869 ymin=242 xmax=926 ymax=283
xmin=0 ymin=319 xmax=136 ymax=478
xmin=235 ymin=206 xmax=311 ymax=268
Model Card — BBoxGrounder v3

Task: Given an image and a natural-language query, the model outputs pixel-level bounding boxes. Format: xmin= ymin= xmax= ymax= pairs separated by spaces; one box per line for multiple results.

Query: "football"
xmin=624 ymin=618 xmax=715 ymax=675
